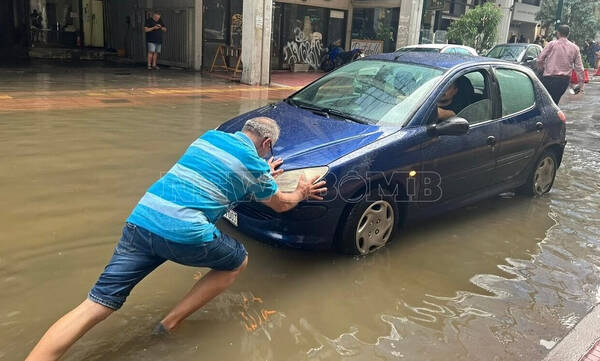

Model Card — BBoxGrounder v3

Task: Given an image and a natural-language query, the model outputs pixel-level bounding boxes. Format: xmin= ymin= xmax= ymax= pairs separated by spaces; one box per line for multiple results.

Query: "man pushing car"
xmin=26 ymin=117 xmax=327 ymax=360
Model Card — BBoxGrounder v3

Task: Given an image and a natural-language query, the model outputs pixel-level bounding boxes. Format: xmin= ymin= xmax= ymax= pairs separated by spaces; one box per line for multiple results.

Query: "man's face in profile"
xmin=439 ymin=83 xmax=458 ymax=103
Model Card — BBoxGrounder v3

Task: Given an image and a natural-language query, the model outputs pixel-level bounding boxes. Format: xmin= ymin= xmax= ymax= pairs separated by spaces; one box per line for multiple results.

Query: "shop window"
xmin=351 ymin=7 xmax=399 ymax=53
xmin=272 ymin=4 xmax=346 ymax=70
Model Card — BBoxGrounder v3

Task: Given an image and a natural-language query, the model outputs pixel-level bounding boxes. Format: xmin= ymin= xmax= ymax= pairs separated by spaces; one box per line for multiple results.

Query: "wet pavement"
xmin=1 ymin=63 xmax=599 ymax=361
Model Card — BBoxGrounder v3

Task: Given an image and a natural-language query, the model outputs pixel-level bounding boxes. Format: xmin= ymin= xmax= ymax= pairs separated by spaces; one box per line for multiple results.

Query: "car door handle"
xmin=536 ymin=122 xmax=544 ymax=131
xmin=487 ymin=136 xmax=496 ymax=146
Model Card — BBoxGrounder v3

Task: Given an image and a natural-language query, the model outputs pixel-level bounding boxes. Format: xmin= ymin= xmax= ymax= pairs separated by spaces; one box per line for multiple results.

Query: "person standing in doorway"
xmin=144 ymin=11 xmax=166 ymax=70
xmin=537 ymin=25 xmax=585 ymax=104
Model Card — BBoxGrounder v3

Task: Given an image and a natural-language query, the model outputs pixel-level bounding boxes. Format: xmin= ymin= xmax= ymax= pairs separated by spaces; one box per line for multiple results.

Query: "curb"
xmin=543 ymin=305 xmax=600 ymax=361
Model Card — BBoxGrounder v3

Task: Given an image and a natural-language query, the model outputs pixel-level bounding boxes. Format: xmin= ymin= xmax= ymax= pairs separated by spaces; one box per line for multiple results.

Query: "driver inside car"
xmin=437 ymin=77 xmax=472 ymax=121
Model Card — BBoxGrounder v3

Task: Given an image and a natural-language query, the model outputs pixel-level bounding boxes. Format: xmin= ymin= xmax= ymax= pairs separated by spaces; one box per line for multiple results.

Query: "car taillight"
xmin=557 ymin=110 xmax=567 ymax=123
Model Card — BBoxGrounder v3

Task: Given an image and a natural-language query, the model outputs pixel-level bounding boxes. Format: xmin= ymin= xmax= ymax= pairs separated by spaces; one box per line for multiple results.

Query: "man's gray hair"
xmin=242 ymin=117 xmax=280 ymax=144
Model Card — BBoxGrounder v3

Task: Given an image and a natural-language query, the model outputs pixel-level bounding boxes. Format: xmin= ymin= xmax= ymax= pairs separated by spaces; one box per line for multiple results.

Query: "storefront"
xmin=29 ymin=0 xmax=102 ymax=48
xmin=507 ymin=0 xmax=540 ymax=43
xmin=351 ymin=7 xmax=400 ymax=53
xmin=271 ymin=1 xmax=349 ymax=70
xmin=202 ymin=0 xmax=243 ymax=70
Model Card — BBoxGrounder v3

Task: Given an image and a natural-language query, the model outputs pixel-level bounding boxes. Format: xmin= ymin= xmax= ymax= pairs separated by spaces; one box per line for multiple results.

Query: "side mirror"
xmin=427 ymin=117 xmax=470 ymax=136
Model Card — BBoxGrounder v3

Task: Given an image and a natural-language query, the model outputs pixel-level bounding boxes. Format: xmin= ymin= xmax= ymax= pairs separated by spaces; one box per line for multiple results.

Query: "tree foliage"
xmin=447 ymin=3 xmax=503 ymax=53
xmin=536 ymin=0 xmax=600 ymax=48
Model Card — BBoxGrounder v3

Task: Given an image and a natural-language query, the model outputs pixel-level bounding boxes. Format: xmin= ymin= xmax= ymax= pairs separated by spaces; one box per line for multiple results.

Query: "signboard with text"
xmin=351 ymin=39 xmax=384 ymax=56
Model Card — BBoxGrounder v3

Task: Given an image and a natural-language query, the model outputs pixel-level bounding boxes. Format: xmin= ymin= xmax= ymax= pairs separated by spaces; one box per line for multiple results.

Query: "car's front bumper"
xmin=227 ymin=202 xmax=345 ymax=250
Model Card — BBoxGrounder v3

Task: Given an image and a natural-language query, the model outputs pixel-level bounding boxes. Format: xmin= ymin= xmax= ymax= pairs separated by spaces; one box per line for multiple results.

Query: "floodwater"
xmin=1 ymin=64 xmax=599 ymax=361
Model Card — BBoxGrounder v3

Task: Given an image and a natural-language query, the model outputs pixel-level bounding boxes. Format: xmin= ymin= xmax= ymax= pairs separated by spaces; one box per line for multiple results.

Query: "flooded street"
xmin=1 ymin=64 xmax=599 ymax=361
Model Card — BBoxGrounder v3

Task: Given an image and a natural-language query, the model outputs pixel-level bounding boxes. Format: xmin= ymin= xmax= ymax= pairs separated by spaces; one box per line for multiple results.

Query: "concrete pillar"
xmin=241 ymin=0 xmax=272 ymax=85
xmin=495 ymin=0 xmax=513 ymax=43
xmin=193 ymin=0 xmax=202 ymax=71
xmin=345 ymin=6 xmax=353 ymax=51
xmin=397 ymin=0 xmax=424 ymax=48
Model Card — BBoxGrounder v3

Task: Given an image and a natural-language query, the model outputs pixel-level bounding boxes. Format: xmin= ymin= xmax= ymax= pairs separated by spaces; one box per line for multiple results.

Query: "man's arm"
xmin=437 ymin=107 xmax=456 ymax=121
xmin=537 ymin=41 xmax=552 ymax=72
xmin=573 ymin=48 xmax=585 ymax=90
xmin=144 ymin=25 xmax=159 ymax=33
xmin=262 ymin=174 xmax=327 ymax=213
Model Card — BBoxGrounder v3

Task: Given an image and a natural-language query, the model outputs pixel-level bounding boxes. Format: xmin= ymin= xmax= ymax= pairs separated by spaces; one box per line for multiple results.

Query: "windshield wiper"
xmin=322 ymin=108 xmax=370 ymax=125
xmin=286 ymin=98 xmax=370 ymax=125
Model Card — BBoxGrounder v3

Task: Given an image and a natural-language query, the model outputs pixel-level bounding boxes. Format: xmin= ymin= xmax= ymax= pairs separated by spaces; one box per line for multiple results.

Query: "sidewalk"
xmin=544 ymin=305 xmax=600 ymax=361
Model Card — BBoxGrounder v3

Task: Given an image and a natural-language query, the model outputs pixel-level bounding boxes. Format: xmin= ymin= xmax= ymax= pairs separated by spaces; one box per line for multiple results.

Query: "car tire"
xmin=518 ymin=150 xmax=558 ymax=196
xmin=336 ymin=194 xmax=399 ymax=255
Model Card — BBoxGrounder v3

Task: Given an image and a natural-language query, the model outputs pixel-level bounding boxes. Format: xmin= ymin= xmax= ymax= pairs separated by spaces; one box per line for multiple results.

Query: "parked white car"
xmin=396 ymin=44 xmax=478 ymax=56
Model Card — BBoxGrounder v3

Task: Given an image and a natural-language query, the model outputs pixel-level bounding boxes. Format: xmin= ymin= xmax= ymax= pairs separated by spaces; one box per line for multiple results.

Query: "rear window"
xmin=496 ymin=68 xmax=535 ymax=116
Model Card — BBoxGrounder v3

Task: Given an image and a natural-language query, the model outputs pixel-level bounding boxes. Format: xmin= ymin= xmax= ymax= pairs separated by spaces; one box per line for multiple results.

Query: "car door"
xmin=493 ymin=67 xmax=545 ymax=183
xmin=420 ymin=67 xmax=501 ymax=203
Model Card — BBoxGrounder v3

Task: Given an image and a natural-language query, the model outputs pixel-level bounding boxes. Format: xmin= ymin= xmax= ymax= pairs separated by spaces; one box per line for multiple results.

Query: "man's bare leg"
xmin=160 ymin=256 xmax=248 ymax=331
xmin=26 ymin=299 xmax=113 ymax=361
xmin=147 ymin=52 xmax=153 ymax=68
xmin=152 ymin=53 xmax=158 ymax=68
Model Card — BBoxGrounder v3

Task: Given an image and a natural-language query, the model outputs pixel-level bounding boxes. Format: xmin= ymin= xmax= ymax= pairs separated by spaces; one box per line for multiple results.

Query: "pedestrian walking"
xmin=537 ymin=25 xmax=585 ymax=104
xmin=25 ymin=117 xmax=327 ymax=361
xmin=144 ymin=11 xmax=166 ymax=70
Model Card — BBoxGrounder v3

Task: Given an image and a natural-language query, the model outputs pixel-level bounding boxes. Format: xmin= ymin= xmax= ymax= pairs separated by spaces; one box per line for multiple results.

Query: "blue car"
xmin=218 ymin=52 xmax=566 ymax=255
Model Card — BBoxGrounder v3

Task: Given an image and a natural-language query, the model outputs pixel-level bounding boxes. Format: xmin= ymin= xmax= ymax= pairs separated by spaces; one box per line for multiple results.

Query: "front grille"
xmin=235 ymin=203 xmax=275 ymax=220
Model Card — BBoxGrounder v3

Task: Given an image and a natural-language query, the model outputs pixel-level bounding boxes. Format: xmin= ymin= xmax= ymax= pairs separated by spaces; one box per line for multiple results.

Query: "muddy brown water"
xmin=1 ymin=66 xmax=599 ymax=360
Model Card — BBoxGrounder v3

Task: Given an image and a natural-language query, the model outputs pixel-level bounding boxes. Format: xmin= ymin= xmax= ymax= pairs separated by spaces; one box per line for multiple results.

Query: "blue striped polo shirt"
xmin=127 ymin=130 xmax=278 ymax=244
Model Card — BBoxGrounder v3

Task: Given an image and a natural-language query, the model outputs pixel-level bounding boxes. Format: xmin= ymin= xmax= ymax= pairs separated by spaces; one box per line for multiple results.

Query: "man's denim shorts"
xmin=147 ymin=42 xmax=162 ymax=53
xmin=88 ymin=222 xmax=247 ymax=310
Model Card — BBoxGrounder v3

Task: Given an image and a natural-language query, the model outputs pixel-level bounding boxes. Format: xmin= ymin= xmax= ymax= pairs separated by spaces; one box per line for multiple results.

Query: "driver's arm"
xmin=261 ymin=175 xmax=326 ymax=213
xmin=437 ymin=107 xmax=456 ymax=121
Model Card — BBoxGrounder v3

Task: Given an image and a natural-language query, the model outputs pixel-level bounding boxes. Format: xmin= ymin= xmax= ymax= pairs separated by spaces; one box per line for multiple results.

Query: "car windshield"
xmin=289 ymin=60 xmax=443 ymax=126
xmin=487 ymin=45 xmax=526 ymax=61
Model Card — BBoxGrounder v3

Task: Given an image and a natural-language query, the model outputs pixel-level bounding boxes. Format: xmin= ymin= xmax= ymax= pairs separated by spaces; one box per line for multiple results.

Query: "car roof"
xmin=366 ymin=52 xmax=486 ymax=70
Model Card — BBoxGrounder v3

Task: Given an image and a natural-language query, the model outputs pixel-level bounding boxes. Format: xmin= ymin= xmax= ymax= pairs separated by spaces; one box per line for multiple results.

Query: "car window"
xmin=454 ymin=48 xmax=472 ymax=55
xmin=292 ymin=60 xmax=443 ymax=126
xmin=525 ymin=46 xmax=538 ymax=59
xmin=487 ymin=45 xmax=526 ymax=61
xmin=496 ymin=68 xmax=535 ymax=116
xmin=454 ymin=71 xmax=492 ymax=124
xmin=444 ymin=48 xmax=456 ymax=54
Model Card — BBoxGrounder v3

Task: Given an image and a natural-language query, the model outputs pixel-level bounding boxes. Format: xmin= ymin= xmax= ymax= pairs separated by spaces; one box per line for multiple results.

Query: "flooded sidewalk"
xmin=1 ymin=63 xmax=600 ymax=361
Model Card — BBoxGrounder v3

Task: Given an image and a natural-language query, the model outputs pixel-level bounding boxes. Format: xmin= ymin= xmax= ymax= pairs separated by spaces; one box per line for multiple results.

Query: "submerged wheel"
xmin=519 ymin=150 xmax=558 ymax=196
xmin=337 ymin=195 xmax=398 ymax=255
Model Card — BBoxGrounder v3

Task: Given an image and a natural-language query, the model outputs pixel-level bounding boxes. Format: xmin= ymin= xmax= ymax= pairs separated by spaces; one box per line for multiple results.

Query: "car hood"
xmin=217 ymin=101 xmax=397 ymax=169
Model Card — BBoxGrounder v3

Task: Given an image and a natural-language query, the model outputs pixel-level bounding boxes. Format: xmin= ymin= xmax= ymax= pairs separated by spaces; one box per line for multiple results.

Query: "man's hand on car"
xmin=296 ymin=174 xmax=327 ymax=201
xmin=268 ymin=157 xmax=284 ymax=178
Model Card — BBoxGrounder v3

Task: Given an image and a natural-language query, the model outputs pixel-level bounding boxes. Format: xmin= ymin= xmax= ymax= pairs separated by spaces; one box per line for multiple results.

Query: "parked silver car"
xmin=396 ymin=44 xmax=478 ymax=56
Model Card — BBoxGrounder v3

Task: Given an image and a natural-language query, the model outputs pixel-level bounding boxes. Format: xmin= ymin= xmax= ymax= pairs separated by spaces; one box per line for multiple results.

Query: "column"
xmin=495 ymin=0 xmax=513 ymax=43
xmin=193 ymin=0 xmax=202 ymax=71
xmin=397 ymin=0 xmax=425 ymax=49
xmin=345 ymin=6 xmax=353 ymax=51
xmin=241 ymin=0 xmax=272 ymax=85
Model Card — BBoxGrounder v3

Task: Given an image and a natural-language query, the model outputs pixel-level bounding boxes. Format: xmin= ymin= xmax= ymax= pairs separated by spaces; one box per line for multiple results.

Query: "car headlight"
xmin=276 ymin=166 xmax=329 ymax=193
